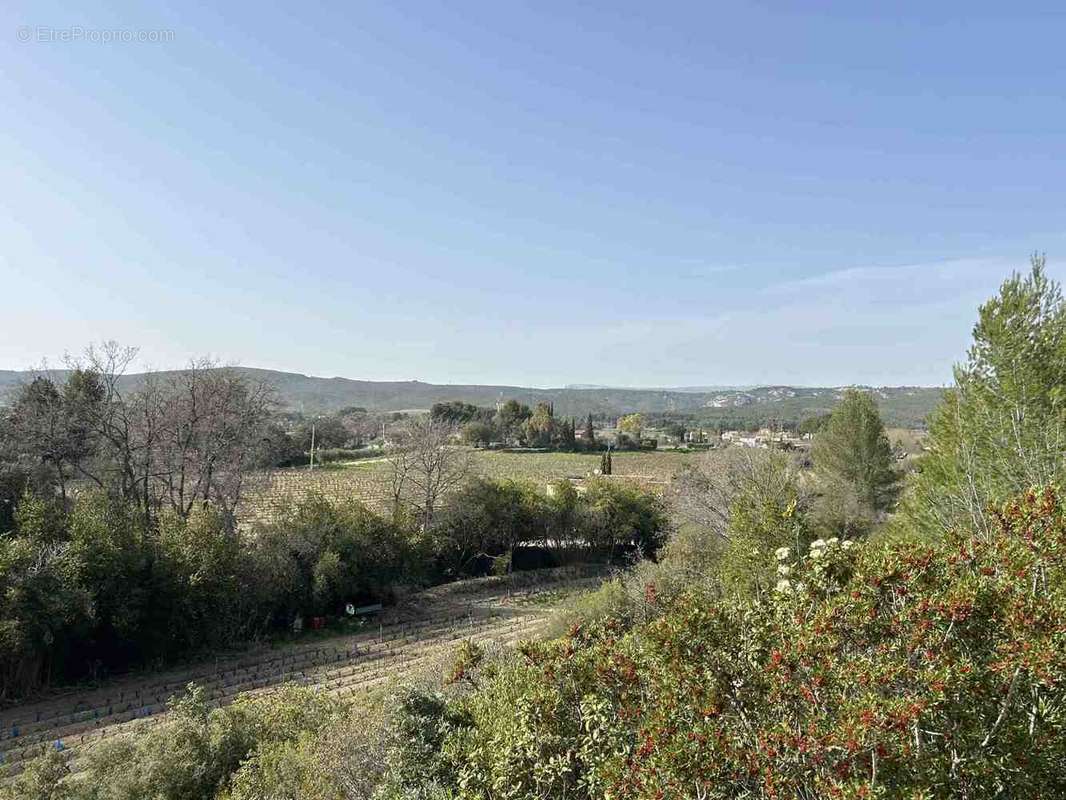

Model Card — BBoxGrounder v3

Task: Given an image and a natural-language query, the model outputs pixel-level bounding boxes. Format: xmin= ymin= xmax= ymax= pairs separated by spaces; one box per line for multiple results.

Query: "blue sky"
xmin=2 ymin=2 xmax=1065 ymax=387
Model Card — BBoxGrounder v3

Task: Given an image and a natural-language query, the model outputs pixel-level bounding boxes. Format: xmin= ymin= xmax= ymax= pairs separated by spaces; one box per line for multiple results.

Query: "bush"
xmin=396 ymin=485 xmax=1066 ymax=799
xmin=56 ymin=683 xmax=344 ymax=800
xmin=248 ymin=493 xmax=422 ymax=619
xmin=581 ymin=478 xmax=669 ymax=559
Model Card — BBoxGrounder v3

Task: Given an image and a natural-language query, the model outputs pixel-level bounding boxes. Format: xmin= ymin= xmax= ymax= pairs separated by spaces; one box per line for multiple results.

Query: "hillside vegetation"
xmin=4 ymin=256 xmax=1065 ymax=800
xmin=0 ymin=369 xmax=942 ymax=427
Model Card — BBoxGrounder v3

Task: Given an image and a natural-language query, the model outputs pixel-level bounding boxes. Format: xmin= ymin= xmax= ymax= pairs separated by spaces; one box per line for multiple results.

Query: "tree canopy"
xmin=812 ymin=388 xmax=900 ymax=516
xmin=902 ymin=254 xmax=1066 ymax=538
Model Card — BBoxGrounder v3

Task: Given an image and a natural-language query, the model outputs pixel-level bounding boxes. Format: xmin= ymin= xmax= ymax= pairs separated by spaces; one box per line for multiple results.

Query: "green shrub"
xmin=63 ymin=683 xmax=342 ymax=800
xmin=397 ymin=485 xmax=1066 ymax=799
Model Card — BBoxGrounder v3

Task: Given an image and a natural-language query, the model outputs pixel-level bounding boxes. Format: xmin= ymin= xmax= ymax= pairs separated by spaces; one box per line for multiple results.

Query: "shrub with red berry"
xmin=407 ymin=487 xmax=1066 ymax=799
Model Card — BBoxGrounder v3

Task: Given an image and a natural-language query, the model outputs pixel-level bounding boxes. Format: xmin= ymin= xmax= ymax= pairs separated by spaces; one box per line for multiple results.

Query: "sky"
xmin=2 ymin=2 xmax=1065 ymax=388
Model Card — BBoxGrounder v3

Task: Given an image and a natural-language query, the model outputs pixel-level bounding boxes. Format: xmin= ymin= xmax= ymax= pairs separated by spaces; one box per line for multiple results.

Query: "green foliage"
xmin=0 ymin=532 xmax=89 ymax=700
xmin=495 ymin=400 xmax=532 ymax=442
xmin=14 ymin=493 xmax=69 ymax=545
xmin=0 ymin=747 xmax=74 ymax=800
xmin=903 ymin=255 xmax=1066 ymax=540
xmin=547 ymin=576 xmax=636 ymax=635
xmin=431 ymin=401 xmax=493 ymax=425
xmin=297 ymin=415 xmax=351 ymax=451
xmin=251 ymin=493 xmax=420 ymax=618
xmin=0 ymin=467 xmax=663 ymax=700
xmin=432 ymin=479 xmax=544 ymax=576
xmin=798 ymin=411 xmax=831 ymax=435
xmin=257 ymin=421 xmax=303 ymax=467
xmin=711 ymin=449 xmax=810 ymax=598
xmin=376 ymin=689 xmax=471 ymax=799
xmin=812 ymin=388 xmax=901 ymax=514
xmin=617 ymin=413 xmax=643 ymax=439
xmin=524 ymin=403 xmax=557 ymax=448
xmin=432 ymin=477 xmax=669 ymax=577
xmin=461 ymin=420 xmax=497 ymax=446
xmin=0 ymin=489 xmax=423 ymax=698
xmin=387 ymin=485 xmax=1066 ymax=799
xmin=582 ymin=478 xmax=668 ymax=557
xmin=54 ymin=683 xmax=342 ymax=800
xmin=546 ymin=557 xmax=680 ymax=638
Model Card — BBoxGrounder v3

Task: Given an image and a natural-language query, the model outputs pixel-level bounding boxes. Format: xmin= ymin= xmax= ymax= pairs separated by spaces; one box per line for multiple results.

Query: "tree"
xmin=150 ymin=360 xmax=275 ymax=522
xmin=660 ymin=421 xmax=686 ymax=442
xmin=3 ymin=372 xmax=102 ymax=504
xmin=386 ymin=416 xmax=470 ymax=530
xmin=583 ymin=414 xmax=596 ymax=448
xmin=495 ymin=400 xmax=532 ymax=443
xmin=561 ymin=418 xmax=577 ymax=450
xmin=524 ymin=403 xmax=557 ymax=448
xmin=258 ymin=422 xmax=302 ymax=467
xmin=903 ymin=255 xmax=1066 ymax=539
xmin=0 ymin=527 xmax=90 ymax=700
xmin=582 ymin=479 xmax=669 ymax=559
xmin=673 ymin=447 xmax=803 ymax=541
xmin=617 ymin=413 xmax=643 ymax=440
xmin=811 ymin=389 xmax=900 ymax=518
xmin=5 ymin=345 xmax=275 ymax=529
xmin=672 ymin=447 xmax=811 ymax=596
xmin=798 ymin=412 xmax=831 ymax=436
xmin=430 ymin=401 xmax=490 ymax=425
xmin=295 ymin=416 xmax=349 ymax=452
xmin=432 ymin=479 xmax=543 ymax=575
xmin=461 ymin=420 xmax=497 ymax=447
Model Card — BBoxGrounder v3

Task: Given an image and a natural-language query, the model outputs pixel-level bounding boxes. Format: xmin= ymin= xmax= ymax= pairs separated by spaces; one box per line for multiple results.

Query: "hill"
xmin=0 ymin=369 xmax=945 ymax=427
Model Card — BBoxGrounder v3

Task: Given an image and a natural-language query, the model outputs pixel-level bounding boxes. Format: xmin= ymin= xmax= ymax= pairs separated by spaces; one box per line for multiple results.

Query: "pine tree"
xmin=812 ymin=389 xmax=900 ymax=514
xmin=902 ymin=255 xmax=1066 ymax=538
xmin=584 ymin=414 xmax=595 ymax=446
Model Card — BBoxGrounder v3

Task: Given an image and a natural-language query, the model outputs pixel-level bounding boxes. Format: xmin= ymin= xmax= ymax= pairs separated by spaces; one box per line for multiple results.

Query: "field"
xmin=0 ymin=566 xmax=603 ymax=781
xmin=466 ymin=449 xmax=694 ymax=485
xmin=242 ymin=449 xmax=696 ymax=525
xmin=884 ymin=427 xmax=928 ymax=455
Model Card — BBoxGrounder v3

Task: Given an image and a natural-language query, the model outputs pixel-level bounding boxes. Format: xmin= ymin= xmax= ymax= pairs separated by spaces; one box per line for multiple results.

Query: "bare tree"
xmin=153 ymin=359 xmax=275 ymax=521
xmin=671 ymin=447 xmax=808 ymax=543
xmin=386 ymin=416 xmax=471 ymax=530
xmin=4 ymin=342 xmax=275 ymax=529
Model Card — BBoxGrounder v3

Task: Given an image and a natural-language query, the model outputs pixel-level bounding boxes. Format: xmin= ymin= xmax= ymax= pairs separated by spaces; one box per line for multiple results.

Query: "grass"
xmin=465 ymin=449 xmax=694 ymax=485
xmin=317 ymin=448 xmax=694 ymax=489
xmin=244 ymin=449 xmax=696 ymax=524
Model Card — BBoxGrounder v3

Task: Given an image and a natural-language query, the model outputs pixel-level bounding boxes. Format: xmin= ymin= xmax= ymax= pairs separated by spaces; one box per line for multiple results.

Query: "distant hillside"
xmin=0 ymin=369 xmax=945 ymax=428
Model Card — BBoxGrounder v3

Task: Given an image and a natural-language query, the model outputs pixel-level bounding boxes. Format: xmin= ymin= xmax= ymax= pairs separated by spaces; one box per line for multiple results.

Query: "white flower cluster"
xmin=774 ymin=538 xmax=857 ymax=596
xmin=808 ymin=537 xmax=838 ymax=558
xmin=775 ymin=546 xmax=794 ymax=593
